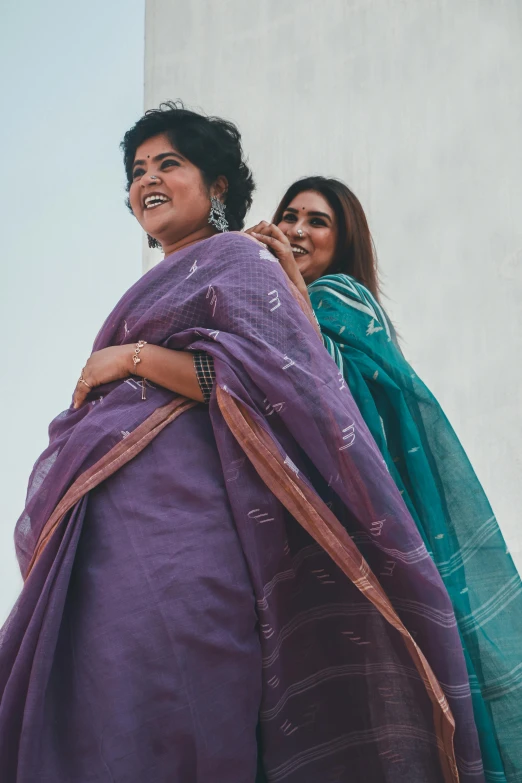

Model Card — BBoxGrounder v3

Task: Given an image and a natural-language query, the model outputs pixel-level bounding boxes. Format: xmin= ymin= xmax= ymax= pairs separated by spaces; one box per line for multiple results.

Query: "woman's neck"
xmin=161 ymin=226 xmax=217 ymax=257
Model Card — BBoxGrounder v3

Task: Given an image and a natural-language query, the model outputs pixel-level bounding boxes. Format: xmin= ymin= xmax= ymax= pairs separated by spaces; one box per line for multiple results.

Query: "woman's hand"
xmin=73 ymin=345 xmax=134 ymax=409
xmin=245 ymin=221 xmax=307 ymax=295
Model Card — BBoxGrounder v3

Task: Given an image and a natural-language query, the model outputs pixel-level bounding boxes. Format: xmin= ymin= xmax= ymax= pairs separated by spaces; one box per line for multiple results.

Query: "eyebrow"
xmin=133 ymin=151 xmax=185 ymax=168
xmin=284 ymin=206 xmax=333 ymax=221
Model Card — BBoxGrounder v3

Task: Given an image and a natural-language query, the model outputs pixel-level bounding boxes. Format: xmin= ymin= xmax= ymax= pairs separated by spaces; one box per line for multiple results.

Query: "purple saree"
xmin=0 ymin=233 xmax=483 ymax=782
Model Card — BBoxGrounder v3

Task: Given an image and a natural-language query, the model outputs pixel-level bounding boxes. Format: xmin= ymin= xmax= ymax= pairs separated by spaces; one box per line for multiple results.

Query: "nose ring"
xmin=297 ymin=229 xmax=304 ymax=238
xmin=150 ymin=175 xmax=158 ymax=181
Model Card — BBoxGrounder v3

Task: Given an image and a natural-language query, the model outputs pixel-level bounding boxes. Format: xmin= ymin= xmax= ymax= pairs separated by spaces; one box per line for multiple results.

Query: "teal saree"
xmin=309 ymin=273 xmax=522 ymax=783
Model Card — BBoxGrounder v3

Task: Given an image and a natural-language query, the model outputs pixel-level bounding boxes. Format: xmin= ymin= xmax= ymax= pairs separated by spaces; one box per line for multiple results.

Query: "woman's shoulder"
xmin=209 ymin=231 xmax=263 ymax=254
xmin=310 ymin=273 xmax=393 ymax=334
xmin=309 ymin=273 xmax=372 ymax=301
xmin=205 ymin=231 xmax=283 ymax=272
xmin=197 ymin=232 xmax=286 ymax=288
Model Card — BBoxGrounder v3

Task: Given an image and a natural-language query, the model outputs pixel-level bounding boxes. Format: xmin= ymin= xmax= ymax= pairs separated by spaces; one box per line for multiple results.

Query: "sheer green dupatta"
xmin=309 ymin=273 xmax=522 ymax=783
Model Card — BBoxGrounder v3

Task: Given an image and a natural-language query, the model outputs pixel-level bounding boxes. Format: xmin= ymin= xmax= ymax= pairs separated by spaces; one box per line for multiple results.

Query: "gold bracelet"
xmin=132 ymin=340 xmax=147 ymax=369
xmin=132 ymin=340 xmax=148 ymax=400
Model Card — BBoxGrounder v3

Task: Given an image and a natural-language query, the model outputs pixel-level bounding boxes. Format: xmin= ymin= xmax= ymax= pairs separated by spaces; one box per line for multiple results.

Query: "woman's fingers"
xmin=252 ymin=233 xmax=299 ymax=279
xmin=250 ymin=233 xmax=275 ymax=254
xmin=73 ymin=386 xmax=86 ymax=410
xmin=254 ymin=222 xmax=292 ymax=248
xmin=245 ymin=221 xmax=270 ymax=236
xmin=250 ymin=231 xmax=288 ymax=258
xmin=247 ymin=223 xmax=296 ymax=275
xmin=251 ymin=230 xmax=288 ymax=254
xmin=73 ymin=366 xmax=93 ymax=409
xmin=73 ymin=382 xmax=87 ymax=410
xmin=251 ymin=231 xmax=276 ymax=245
xmin=260 ymin=222 xmax=281 ymax=239
xmin=252 ymin=229 xmax=303 ymax=284
xmin=262 ymin=222 xmax=289 ymax=243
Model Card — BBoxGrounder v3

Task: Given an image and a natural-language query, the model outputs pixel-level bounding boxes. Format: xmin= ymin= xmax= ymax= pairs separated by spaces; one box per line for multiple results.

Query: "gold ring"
xmin=78 ymin=373 xmax=92 ymax=389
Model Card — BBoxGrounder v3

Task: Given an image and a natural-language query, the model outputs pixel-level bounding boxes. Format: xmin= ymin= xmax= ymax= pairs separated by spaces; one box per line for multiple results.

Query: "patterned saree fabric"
xmin=0 ymin=236 xmax=485 ymax=781
xmin=309 ymin=272 xmax=522 ymax=783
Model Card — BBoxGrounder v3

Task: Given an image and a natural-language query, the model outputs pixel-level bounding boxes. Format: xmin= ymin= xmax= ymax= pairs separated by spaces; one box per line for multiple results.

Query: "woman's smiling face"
xmin=277 ymin=190 xmax=338 ymax=284
xmin=129 ymin=133 xmax=212 ymax=248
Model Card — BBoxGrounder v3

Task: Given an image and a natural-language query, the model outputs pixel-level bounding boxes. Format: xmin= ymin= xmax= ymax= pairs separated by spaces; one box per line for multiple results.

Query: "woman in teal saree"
xmin=247 ymin=176 xmax=522 ymax=783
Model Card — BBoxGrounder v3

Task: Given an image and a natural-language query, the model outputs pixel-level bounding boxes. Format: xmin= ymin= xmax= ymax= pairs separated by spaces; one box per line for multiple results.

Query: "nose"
xmin=289 ymin=223 xmax=306 ymax=240
xmin=142 ymin=173 xmax=160 ymax=187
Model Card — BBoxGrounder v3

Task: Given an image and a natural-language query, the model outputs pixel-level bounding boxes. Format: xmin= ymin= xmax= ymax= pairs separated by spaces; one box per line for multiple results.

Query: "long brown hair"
xmin=272 ymin=176 xmax=380 ymax=299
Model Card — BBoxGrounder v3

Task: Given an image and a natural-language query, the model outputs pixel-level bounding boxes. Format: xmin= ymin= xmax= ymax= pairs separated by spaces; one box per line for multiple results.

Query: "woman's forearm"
xmin=130 ymin=344 xmax=205 ymax=403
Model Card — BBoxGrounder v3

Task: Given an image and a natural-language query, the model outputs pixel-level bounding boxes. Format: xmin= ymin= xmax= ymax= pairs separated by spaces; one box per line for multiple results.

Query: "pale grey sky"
xmin=1 ymin=1 xmax=145 ymax=622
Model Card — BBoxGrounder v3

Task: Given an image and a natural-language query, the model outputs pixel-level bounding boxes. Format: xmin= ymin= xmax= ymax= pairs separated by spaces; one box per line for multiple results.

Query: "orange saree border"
xmin=216 ymin=385 xmax=459 ymax=783
xmin=26 ymin=396 xmax=197 ymax=580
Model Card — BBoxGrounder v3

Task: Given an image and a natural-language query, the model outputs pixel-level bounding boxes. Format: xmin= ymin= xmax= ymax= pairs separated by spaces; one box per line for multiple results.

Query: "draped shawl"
xmin=310 ymin=272 xmax=522 ymax=783
xmin=0 ymin=235 xmax=485 ymax=782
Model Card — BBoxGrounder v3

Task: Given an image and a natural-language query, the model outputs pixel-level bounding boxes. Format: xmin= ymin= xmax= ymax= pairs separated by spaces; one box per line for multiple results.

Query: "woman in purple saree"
xmin=0 ymin=103 xmax=484 ymax=782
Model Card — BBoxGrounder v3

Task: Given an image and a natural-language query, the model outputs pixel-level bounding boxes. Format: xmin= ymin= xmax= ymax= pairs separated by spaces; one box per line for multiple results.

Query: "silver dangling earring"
xmin=147 ymin=234 xmax=161 ymax=249
xmin=208 ymin=196 xmax=229 ymax=233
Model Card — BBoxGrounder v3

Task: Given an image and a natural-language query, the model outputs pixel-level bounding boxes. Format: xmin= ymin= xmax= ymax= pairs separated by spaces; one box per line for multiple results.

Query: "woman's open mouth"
xmin=290 ymin=244 xmax=308 ymax=256
xmin=144 ymin=193 xmax=170 ymax=210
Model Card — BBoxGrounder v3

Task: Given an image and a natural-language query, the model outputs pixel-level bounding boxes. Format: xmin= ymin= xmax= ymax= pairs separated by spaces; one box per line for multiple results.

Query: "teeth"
xmin=144 ymin=194 xmax=169 ymax=209
xmin=291 ymin=246 xmax=307 ymax=255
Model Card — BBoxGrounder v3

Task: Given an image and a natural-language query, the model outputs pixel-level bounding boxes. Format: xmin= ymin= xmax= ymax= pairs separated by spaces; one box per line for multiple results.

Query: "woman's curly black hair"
xmin=121 ymin=101 xmax=255 ymax=231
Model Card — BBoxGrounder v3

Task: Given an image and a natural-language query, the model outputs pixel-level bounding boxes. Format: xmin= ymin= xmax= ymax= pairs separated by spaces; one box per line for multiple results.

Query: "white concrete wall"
xmin=144 ymin=0 xmax=522 ymax=569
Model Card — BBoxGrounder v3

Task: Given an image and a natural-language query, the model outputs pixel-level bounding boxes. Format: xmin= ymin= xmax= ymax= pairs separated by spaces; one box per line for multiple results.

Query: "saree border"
xmin=217 ymin=385 xmax=459 ymax=783
xmin=26 ymin=396 xmax=197 ymax=579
